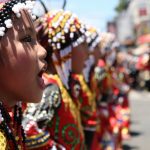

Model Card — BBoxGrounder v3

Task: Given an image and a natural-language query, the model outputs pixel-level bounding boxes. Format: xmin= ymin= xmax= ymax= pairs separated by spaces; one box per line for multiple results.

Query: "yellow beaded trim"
xmin=0 ymin=130 xmax=7 ymax=150
xmin=76 ymin=75 xmax=96 ymax=112
xmin=48 ymin=74 xmax=84 ymax=137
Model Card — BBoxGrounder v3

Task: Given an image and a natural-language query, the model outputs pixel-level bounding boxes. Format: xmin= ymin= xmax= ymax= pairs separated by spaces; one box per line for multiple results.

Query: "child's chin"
xmin=31 ymin=98 xmax=42 ymax=103
xmin=25 ymin=93 xmax=43 ymax=103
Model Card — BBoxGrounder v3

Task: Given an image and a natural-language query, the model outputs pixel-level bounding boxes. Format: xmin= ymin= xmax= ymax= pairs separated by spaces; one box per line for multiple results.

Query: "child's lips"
xmin=37 ymin=64 xmax=47 ymax=89
xmin=38 ymin=63 xmax=47 ymax=77
xmin=37 ymin=76 xmax=46 ymax=90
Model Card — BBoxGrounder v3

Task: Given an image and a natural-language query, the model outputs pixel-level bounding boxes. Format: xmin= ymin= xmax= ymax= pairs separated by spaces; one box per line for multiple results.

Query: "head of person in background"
xmin=82 ymin=25 xmax=102 ymax=82
xmin=86 ymin=26 xmax=102 ymax=65
xmin=35 ymin=10 xmax=89 ymax=89
xmin=99 ymin=32 xmax=118 ymax=67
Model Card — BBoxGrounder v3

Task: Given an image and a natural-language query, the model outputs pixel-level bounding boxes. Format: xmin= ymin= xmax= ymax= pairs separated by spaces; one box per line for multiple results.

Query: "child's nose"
xmin=37 ymin=45 xmax=47 ymax=61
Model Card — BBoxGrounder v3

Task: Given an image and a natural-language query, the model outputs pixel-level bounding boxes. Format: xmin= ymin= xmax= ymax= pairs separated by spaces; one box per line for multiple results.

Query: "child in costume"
xmin=24 ymin=10 xmax=89 ymax=150
xmin=0 ymin=0 xmax=47 ymax=149
xmin=96 ymin=34 xmax=131 ymax=149
xmin=95 ymin=33 xmax=118 ymax=150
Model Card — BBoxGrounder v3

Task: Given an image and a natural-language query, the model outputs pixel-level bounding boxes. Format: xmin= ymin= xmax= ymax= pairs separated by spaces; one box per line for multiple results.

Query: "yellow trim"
xmin=0 ymin=130 xmax=7 ymax=150
xmin=76 ymin=75 xmax=96 ymax=112
xmin=26 ymin=132 xmax=49 ymax=140
xmin=45 ymin=74 xmax=84 ymax=137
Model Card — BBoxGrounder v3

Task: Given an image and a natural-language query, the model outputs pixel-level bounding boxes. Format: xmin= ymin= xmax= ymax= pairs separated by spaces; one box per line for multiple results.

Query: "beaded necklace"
xmin=0 ymin=101 xmax=26 ymax=150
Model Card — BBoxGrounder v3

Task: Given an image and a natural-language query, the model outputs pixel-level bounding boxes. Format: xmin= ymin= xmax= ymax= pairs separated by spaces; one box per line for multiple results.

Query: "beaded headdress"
xmin=84 ymin=25 xmax=101 ymax=51
xmin=99 ymin=32 xmax=116 ymax=55
xmin=83 ymin=26 xmax=102 ymax=82
xmin=37 ymin=10 xmax=87 ymax=88
xmin=0 ymin=0 xmax=36 ymax=37
xmin=45 ymin=10 xmax=86 ymax=50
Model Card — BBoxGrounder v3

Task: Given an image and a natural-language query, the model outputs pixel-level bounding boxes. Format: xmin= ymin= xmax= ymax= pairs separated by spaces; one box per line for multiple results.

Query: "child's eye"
xmin=22 ymin=35 xmax=33 ymax=42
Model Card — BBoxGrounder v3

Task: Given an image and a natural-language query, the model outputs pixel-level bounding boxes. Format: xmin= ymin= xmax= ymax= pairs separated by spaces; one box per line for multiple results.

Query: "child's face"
xmin=0 ymin=10 xmax=47 ymax=103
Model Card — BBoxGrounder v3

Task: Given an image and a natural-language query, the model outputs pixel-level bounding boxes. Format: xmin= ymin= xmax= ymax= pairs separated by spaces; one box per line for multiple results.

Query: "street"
xmin=123 ymin=90 xmax=150 ymax=150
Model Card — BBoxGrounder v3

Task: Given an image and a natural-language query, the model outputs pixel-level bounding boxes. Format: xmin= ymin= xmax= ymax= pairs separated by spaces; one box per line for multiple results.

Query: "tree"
xmin=115 ymin=0 xmax=130 ymax=13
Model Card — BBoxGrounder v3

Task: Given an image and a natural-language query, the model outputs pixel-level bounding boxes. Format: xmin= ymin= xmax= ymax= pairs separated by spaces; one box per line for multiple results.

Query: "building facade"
xmin=116 ymin=0 xmax=150 ymax=44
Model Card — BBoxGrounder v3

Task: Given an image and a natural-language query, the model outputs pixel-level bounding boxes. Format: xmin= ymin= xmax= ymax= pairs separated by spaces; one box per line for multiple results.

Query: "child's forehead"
xmin=12 ymin=10 xmax=35 ymax=31
xmin=0 ymin=0 xmax=35 ymax=38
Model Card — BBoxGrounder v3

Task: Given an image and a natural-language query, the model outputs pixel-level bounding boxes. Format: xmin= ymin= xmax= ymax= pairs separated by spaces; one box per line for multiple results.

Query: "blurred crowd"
xmin=22 ymin=4 xmax=150 ymax=150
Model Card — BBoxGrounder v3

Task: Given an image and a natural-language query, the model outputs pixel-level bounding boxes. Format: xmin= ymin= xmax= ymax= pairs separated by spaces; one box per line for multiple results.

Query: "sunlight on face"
xmin=0 ymin=10 xmax=47 ymax=105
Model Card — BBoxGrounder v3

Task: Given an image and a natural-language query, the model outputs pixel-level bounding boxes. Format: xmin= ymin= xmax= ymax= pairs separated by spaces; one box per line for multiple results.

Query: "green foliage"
xmin=115 ymin=0 xmax=129 ymax=13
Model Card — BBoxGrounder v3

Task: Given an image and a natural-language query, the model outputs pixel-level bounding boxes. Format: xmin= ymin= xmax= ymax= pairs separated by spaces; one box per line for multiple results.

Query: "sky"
xmin=66 ymin=0 xmax=119 ymax=31
xmin=35 ymin=0 xmax=119 ymax=31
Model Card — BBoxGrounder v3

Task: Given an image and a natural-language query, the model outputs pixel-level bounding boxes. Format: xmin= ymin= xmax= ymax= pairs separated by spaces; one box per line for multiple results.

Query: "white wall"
xmin=128 ymin=0 xmax=150 ymax=25
xmin=116 ymin=11 xmax=135 ymax=43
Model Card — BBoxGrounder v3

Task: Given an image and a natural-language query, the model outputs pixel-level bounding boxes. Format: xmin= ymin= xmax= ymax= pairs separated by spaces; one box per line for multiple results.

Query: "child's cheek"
xmin=16 ymin=44 xmax=36 ymax=67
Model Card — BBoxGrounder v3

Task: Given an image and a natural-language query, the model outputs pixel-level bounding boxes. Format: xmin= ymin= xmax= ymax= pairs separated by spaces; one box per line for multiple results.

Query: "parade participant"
xmin=70 ymin=26 xmax=101 ymax=136
xmin=108 ymin=43 xmax=128 ymax=148
xmin=114 ymin=50 xmax=150 ymax=140
xmin=24 ymin=10 xmax=88 ymax=150
xmin=97 ymin=36 xmax=131 ymax=149
xmin=70 ymin=72 xmax=98 ymax=150
xmin=0 ymin=0 xmax=47 ymax=149
xmin=80 ymin=26 xmax=102 ymax=150
xmin=115 ymin=51 xmax=131 ymax=140
xmin=40 ymin=10 xmax=89 ymax=149
xmin=95 ymin=33 xmax=119 ymax=150
xmin=83 ymin=26 xmax=102 ymax=98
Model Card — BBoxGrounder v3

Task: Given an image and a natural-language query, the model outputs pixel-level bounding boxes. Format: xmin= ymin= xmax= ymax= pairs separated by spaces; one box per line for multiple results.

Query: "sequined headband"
xmin=0 ymin=0 xmax=35 ymax=37
xmin=84 ymin=26 xmax=101 ymax=51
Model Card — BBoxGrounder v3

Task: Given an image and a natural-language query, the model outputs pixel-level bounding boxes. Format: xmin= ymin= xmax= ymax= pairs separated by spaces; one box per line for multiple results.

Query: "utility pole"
xmin=38 ymin=0 xmax=48 ymax=13
xmin=62 ymin=0 xmax=67 ymax=10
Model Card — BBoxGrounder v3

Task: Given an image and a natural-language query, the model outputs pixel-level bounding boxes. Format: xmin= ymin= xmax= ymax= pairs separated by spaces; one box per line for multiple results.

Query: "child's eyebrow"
xmin=17 ymin=27 xmax=34 ymax=35
xmin=25 ymin=27 xmax=35 ymax=33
